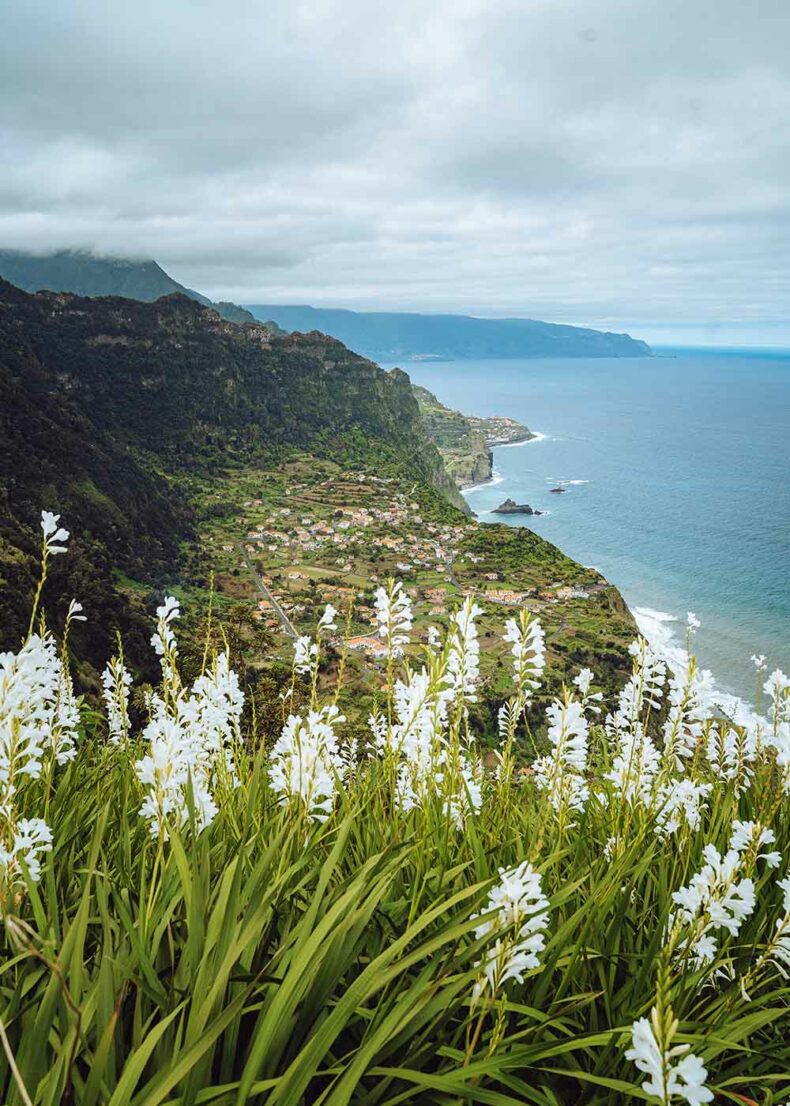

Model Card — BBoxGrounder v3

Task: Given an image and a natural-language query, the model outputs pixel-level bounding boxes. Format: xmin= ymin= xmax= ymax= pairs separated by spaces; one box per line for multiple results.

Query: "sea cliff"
xmin=414 ymin=385 xmax=533 ymax=488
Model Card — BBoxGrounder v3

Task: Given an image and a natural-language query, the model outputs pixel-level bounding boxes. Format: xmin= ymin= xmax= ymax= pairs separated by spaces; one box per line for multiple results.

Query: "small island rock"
xmin=492 ymin=498 xmax=543 ymax=516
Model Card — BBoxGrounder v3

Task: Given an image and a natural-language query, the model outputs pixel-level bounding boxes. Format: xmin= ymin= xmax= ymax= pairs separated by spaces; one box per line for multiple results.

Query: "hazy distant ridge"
xmin=0 ymin=249 xmax=255 ymax=324
xmin=245 ymin=304 xmax=652 ymax=361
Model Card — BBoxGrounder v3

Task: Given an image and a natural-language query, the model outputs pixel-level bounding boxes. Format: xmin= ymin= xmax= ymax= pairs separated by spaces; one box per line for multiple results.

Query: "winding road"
xmin=236 ymin=541 xmax=298 ymax=640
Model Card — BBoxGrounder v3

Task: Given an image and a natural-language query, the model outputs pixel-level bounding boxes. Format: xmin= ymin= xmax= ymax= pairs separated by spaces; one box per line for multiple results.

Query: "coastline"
xmin=631 ymin=603 xmax=759 ymax=724
xmin=495 ymin=430 xmax=546 ymax=448
xmin=464 ymin=428 xmax=761 ymax=719
xmin=458 ymin=430 xmax=547 ymax=491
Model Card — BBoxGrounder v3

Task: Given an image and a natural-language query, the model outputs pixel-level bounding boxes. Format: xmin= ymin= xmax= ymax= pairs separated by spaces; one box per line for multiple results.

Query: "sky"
xmin=1 ymin=0 xmax=789 ymax=346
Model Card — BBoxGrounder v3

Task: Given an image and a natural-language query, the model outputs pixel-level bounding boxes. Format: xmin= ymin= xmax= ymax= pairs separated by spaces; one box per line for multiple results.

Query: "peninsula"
xmin=414 ymin=384 xmax=533 ymax=489
xmin=245 ymin=303 xmax=653 ymax=360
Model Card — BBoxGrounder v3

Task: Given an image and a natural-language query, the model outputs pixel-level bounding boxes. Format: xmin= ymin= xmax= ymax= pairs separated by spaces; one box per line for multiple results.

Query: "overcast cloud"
xmin=2 ymin=0 xmax=789 ymax=344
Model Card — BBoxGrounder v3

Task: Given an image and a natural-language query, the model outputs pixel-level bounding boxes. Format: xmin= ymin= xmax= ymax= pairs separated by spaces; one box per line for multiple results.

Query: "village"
xmin=191 ymin=454 xmax=630 ymax=705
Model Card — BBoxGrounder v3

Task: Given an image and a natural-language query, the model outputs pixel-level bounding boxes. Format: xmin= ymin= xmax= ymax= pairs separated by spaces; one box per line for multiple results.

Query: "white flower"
xmin=386 ymin=667 xmax=450 ymax=812
xmin=497 ymin=698 xmax=519 ymax=740
xmin=764 ymin=669 xmax=790 ymax=731
xmin=686 ymin=612 xmax=701 ymax=632
xmin=706 ymin=721 xmax=757 ymax=795
xmin=102 ymin=657 xmax=132 ymax=745
xmin=0 ymin=817 xmax=53 ymax=886
xmin=655 ymin=779 xmax=712 ymax=837
xmin=446 ymin=756 xmax=484 ymax=830
xmin=135 ymin=651 xmax=244 ymax=837
xmin=729 ymin=820 xmax=780 ymax=867
xmin=374 ymin=579 xmax=413 ymax=657
xmin=268 ymin=703 xmax=346 ymax=822
xmin=66 ymin=599 xmax=86 ymax=623
xmin=0 ymin=627 xmax=80 ymax=900
xmin=573 ymin=667 xmax=603 ymax=712
xmin=662 ymin=656 xmax=714 ymax=766
xmin=367 ymin=710 xmax=388 ymax=752
xmin=623 ymin=639 xmax=667 ymax=720
xmin=503 ymin=612 xmax=545 ymax=698
xmin=444 ymin=597 xmax=483 ymax=706
xmin=606 ymin=721 xmax=661 ymax=807
xmin=779 ymin=876 xmax=790 ymax=914
xmin=40 ymin=510 xmax=69 ymax=555
xmin=1 ymin=633 xmax=66 ymax=790
xmin=318 ymin=604 xmax=338 ymax=633
xmin=574 ymin=667 xmax=594 ymax=695
xmin=293 ymin=635 xmax=318 ymax=676
xmin=626 ymin=1008 xmax=712 ymax=1104
xmin=52 ymin=656 xmax=80 ymax=765
xmin=472 ymin=861 xmax=550 ymax=1000
xmin=150 ymin=596 xmax=180 ymax=682
xmin=669 ymin=835 xmax=756 ymax=970
xmin=532 ymin=695 xmax=590 ymax=819
xmin=751 ymin=653 xmax=767 ymax=672
xmin=762 ymin=875 xmax=790 ymax=974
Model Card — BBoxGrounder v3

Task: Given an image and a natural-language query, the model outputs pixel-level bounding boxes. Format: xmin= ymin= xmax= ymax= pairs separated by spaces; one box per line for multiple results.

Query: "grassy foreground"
xmin=1 ymin=514 xmax=790 ymax=1105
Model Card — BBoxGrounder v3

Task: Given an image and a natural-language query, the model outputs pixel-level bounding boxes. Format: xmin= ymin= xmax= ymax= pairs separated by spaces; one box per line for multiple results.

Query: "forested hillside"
xmin=0 ymin=282 xmax=461 ymax=668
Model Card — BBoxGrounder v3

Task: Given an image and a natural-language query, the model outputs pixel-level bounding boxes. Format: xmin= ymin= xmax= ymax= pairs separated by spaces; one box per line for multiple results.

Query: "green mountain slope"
xmin=0 ymin=248 xmax=256 ymax=324
xmin=0 ymin=281 xmax=635 ymax=707
xmin=0 ymin=281 xmax=462 ymax=670
xmin=245 ymin=303 xmax=652 ymax=361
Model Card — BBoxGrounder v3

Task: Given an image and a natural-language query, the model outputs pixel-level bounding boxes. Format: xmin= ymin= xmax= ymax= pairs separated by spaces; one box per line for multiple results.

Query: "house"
xmin=345 ymin=635 xmax=388 ymax=658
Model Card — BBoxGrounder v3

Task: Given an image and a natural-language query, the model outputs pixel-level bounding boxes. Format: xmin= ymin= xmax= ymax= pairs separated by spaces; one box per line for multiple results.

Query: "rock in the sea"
xmin=549 ymin=486 xmax=566 ymax=494
xmin=492 ymin=498 xmax=543 ymax=515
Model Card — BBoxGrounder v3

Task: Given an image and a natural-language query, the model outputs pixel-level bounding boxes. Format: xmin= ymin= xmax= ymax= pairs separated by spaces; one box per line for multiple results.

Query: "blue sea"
xmin=387 ymin=349 xmax=790 ymax=706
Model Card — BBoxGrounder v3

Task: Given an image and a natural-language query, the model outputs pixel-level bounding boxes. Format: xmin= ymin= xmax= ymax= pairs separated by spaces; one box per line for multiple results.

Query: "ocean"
xmin=386 ymin=349 xmax=790 ymax=706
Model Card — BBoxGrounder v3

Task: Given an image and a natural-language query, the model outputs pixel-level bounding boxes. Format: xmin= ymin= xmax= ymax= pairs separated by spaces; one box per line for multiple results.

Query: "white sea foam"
xmin=462 ymin=468 xmax=506 ymax=495
xmin=547 ymin=477 xmax=590 ymax=486
xmin=496 ymin=430 xmax=549 ymax=447
xmin=632 ymin=605 xmax=760 ymax=727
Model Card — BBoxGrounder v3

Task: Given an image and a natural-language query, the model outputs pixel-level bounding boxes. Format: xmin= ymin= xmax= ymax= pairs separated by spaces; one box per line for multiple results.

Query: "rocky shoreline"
xmin=414 ymin=384 xmax=535 ymax=490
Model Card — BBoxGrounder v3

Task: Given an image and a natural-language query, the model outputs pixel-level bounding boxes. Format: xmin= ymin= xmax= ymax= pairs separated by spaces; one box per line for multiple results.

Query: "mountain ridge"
xmin=0 ymin=248 xmax=256 ymax=324
xmin=245 ymin=303 xmax=652 ymax=361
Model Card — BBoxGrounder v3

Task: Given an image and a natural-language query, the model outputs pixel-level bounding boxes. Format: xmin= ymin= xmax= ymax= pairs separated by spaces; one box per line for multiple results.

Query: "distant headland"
xmin=245 ymin=303 xmax=652 ymax=361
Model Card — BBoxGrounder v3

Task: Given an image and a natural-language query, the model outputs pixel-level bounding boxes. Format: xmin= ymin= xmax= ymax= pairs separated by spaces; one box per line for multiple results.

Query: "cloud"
xmin=1 ymin=0 xmax=789 ymax=342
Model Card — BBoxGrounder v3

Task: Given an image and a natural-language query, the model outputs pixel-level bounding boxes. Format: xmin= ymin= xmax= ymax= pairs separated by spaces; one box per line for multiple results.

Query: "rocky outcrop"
xmin=413 ymin=385 xmax=532 ymax=489
xmin=492 ymin=498 xmax=543 ymax=516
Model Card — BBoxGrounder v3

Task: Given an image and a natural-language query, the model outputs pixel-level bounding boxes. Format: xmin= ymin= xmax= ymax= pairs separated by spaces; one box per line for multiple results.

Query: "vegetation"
xmin=1 ymin=515 xmax=789 ymax=1105
xmin=0 ymin=280 xmax=462 ymax=674
xmin=182 ymin=454 xmax=635 ymax=735
xmin=0 ymin=282 xmax=632 ymax=708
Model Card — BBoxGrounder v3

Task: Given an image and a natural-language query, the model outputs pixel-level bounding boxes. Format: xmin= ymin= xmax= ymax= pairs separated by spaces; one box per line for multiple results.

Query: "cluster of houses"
xmin=237 ymin=487 xmax=470 ymax=579
xmin=209 ymin=470 xmax=597 ymax=658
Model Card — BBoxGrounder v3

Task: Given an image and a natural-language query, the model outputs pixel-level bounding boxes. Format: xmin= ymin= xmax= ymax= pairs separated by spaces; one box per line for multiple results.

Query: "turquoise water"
xmin=388 ymin=350 xmax=790 ymax=704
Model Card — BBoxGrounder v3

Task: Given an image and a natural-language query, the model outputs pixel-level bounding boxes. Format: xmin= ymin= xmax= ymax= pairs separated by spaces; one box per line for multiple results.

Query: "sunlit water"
xmin=385 ymin=349 xmax=790 ymax=705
